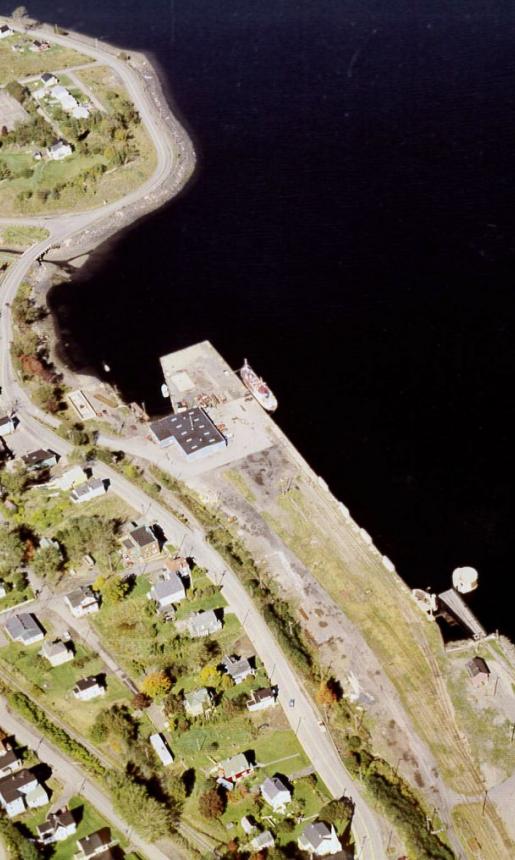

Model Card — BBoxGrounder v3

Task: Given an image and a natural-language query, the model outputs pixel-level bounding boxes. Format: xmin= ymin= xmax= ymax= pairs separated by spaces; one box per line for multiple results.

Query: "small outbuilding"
xmin=466 ymin=656 xmax=490 ymax=688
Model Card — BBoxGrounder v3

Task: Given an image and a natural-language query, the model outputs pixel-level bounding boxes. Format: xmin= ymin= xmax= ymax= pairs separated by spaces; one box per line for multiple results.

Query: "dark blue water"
xmin=6 ymin=1 xmax=515 ymax=635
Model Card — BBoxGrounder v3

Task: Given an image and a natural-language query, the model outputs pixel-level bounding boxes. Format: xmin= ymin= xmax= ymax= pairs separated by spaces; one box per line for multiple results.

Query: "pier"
xmin=438 ymin=589 xmax=486 ymax=640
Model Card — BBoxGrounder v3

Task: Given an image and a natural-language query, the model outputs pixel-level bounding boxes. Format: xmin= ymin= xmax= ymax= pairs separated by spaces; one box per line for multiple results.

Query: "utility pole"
xmin=482 ymin=789 xmax=488 ymax=815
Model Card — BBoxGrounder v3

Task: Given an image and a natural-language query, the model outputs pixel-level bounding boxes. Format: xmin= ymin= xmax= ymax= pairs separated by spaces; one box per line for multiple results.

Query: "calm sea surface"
xmin=4 ymin=0 xmax=515 ymax=635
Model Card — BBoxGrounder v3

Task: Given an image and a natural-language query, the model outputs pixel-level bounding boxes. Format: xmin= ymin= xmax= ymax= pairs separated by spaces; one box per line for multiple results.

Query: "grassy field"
xmin=0 ymin=225 xmax=49 ymax=247
xmin=452 ymin=802 xmax=515 ymax=860
xmin=0 ymin=639 xmax=129 ymax=744
xmin=0 ymin=584 xmax=34 ymax=612
xmin=23 ymin=794 xmax=138 ymax=860
xmin=0 ymin=34 xmax=92 ymax=85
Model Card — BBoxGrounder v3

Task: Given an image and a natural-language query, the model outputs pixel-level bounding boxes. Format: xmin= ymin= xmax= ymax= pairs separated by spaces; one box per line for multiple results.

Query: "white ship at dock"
xmin=240 ymin=359 xmax=277 ymax=412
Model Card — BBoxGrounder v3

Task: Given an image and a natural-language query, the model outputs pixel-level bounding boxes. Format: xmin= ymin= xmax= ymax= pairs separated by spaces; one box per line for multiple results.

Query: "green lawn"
xmin=0 ymin=36 xmax=92 ymax=85
xmin=0 ymin=225 xmax=49 ymax=247
xmin=0 ymin=584 xmax=34 ymax=612
xmin=23 ymin=794 xmax=137 ymax=860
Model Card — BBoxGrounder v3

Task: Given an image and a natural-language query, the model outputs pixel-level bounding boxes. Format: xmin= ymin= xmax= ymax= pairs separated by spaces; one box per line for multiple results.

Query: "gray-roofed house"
xmin=5 ymin=613 xmax=44 ymax=645
xmin=298 ymin=822 xmax=342 ymax=856
xmin=148 ymin=571 xmax=186 ymax=609
xmin=260 ymin=776 xmax=291 ymax=812
xmin=186 ymin=609 xmax=222 ymax=638
xmin=217 ymin=752 xmax=253 ymax=783
xmin=222 ymin=654 xmax=255 ymax=685
xmin=73 ymin=676 xmax=105 ymax=702
xmin=70 ymin=477 xmax=107 ymax=504
xmin=76 ymin=828 xmax=115 ymax=859
xmin=251 ymin=831 xmax=275 ymax=852
xmin=37 ymin=808 xmax=77 ymax=844
xmin=122 ymin=524 xmax=160 ymax=561
xmin=184 ymin=687 xmax=212 ymax=717
xmin=247 ymin=687 xmax=276 ymax=712
xmin=41 ymin=639 xmax=73 ymax=667
xmin=22 ymin=448 xmax=57 ymax=470
xmin=64 ymin=586 xmax=99 ymax=618
xmin=466 ymin=656 xmax=490 ymax=688
xmin=148 ymin=407 xmax=227 ymax=460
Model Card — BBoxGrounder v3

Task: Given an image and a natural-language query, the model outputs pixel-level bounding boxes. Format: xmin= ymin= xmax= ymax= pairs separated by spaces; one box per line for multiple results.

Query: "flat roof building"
xmin=148 ymin=407 xmax=226 ymax=460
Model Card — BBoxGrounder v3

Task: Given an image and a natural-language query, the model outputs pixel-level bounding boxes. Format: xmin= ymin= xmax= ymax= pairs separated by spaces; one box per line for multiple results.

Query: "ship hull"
xmin=240 ymin=361 xmax=277 ymax=412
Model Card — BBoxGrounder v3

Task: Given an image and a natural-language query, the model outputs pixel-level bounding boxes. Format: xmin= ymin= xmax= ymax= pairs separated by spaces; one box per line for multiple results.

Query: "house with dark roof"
xmin=40 ymin=72 xmax=58 ymax=86
xmin=73 ymin=676 xmax=105 ymax=702
xmin=0 ymin=24 xmax=14 ymax=39
xmin=64 ymin=586 xmax=99 ymax=618
xmin=298 ymin=821 xmax=342 ymax=856
xmin=0 ymin=769 xmax=48 ymax=818
xmin=0 ymin=739 xmax=22 ymax=779
xmin=247 ymin=687 xmax=276 ymax=712
xmin=148 ymin=407 xmax=226 ymax=460
xmin=76 ymin=828 xmax=115 ymax=859
xmin=5 ymin=613 xmax=44 ymax=645
xmin=22 ymin=448 xmax=57 ymax=471
xmin=37 ymin=808 xmax=77 ymax=844
xmin=466 ymin=656 xmax=490 ymax=688
xmin=121 ymin=524 xmax=160 ymax=561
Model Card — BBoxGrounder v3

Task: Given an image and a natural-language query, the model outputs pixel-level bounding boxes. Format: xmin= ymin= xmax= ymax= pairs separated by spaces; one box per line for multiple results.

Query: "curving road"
xmin=0 ymin=20 xmax=386 ymax=860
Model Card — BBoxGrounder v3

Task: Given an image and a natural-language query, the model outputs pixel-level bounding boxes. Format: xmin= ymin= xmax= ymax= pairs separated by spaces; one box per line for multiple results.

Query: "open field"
xmin=0 ymin=33 xmax=92 ymax=84
xmin=0 ymin=225 xmax=49 ymax=247
xmin=0 ymin=584 xmax=34 ymax=612
xmin=0 ymin=88 xmax=28 ymax=129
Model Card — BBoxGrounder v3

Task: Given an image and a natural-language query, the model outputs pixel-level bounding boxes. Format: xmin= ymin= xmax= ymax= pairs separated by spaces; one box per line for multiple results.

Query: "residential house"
xmin=0 ymin=740 xmax=22 ymax=778
xmin=147 ymin=571 xmax=185 ymax=609
xmin=0 ymin=769 xmax=48 ymax=818
xmin=0 ymin=415 xmax=15 ymax=436
xmin=64 ymin=586 xmax=99 ymax=618
xmin=251 ymin=831 xmax=275 ymax=852
xmin=72 ymin=105 xmax=90 ymax=119
xmin=186 ymin=610 xmax=222 ymax=638
xmin=5 ymin=613 xmax=45 ymax=645
xmin=47 ymin=465 xmax=87 ymax=492
xmin=241 ymin=816 xmax=255 ymax=835
xmin=73 ymin=676 xmax=105 ymax=702
xmin=41 ymin=639 xmax=73 ymax=667
xmin=70 ymin=477 xmax=107 ymax=504
xmin=47 ymin=140 xmax=72 ymax=160
xmin=148 ymin=407 xmax=227 ymax=460
xmin=247 ymin=687 xmax=276 ymax=712
xmin=184 ymin=687 xmax=212 ymax=717
xmin=0 ymin=581 xmax=6 ymax=600
xmin=260 ymin=776 xmax=292 ymax=812
xmin=22 ymin=448 xmax=57 ymax=470
xmin=298 ymin=822 xmax=342 ymax=857
xmin=50 ymin=85 xmax=77 ymax=112
xmin=0 ymin=24 xmax=14 ymax=39
xmin=217 ymin=752 xmax=253 ymax=784
xmin=466 ymin=656 xmax=490 ymax=688
xmin=149 ymin=733 xmax=174 ymax=766
xmin=163 ymin=557 xmax=190 ymax=578
xmin=30 ymin=40 xmax=50 ymax=52
xmin=222 ymin=655 xmax=255 ymax=685
xmin=76 ymin=828 xmax=115 ymax=859
xmin=40 ymin=72 xmax=58 ymax=87
xmin=37 ymin=808 xmax=77 ymax=844
xmin=121 ymin=524 xmax=160 ymax=561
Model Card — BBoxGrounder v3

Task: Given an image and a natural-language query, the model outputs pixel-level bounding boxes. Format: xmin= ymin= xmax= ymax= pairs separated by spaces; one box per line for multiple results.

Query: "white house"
xmin=247 ymin=687 xmax=276 ymax=712
xmin=0 ymin=769 xmax=48 ymax=818
xmin=72 ymin=105 xmax=90 ymax=119
xmin=148 ymin=571 xmax=186 ymax=609
xmin=298 ymin=822 xmax=342 ymax=856
xmin=47 ymin=465 xmax=87 ymax=492
xmin=149 ymin=733 xmax=174 ymax=766
xmin=184 ymin=687 xmax=212 ymax=717
xmin=0 ymin=581 xmax=6 ymax=600
xmin=40 ymin=72 xmax=58 ymax=87
xmin=222 ymin=655 xmax=255 ymax=685
xmin=73 ymin=676 xmax=105 ymax=701
xmin=41 ymin=639 xmax=73 ymax=667
xmin=0 ymin=740 xmax=22 ymax=779
xmin=50 ymin=85 xmax=78 ymax=112
xmin=251 ymin=831 xmax=275 ymax=852
xmin=0 ymin=25 xmax=14 ymax=39
xmin=65 ymin=586 xmax=99 ymax=618
xmin=0 ymin=415 xmax=15 ymax=436
xmin=37 ymin=809 xmax=77 ymax=844
xmin=260 ymin=776 xmax=292 ymax=812
xmin=70 ymin=477 xmax=106 ymax=504
xmin=186 ymin=610 xmax=222 ymax=638
xmin=47 ymin=140 xmax=72 ymax=160
xmin=5 ymin=613 xmax=45 ymax=646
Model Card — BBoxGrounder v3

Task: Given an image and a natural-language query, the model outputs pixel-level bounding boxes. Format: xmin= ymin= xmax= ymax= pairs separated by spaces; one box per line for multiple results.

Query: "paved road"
xmin=0 ymin=19 xmax=385 ymax=860
xmin=0 ymin=699 xmax=183 ymax=860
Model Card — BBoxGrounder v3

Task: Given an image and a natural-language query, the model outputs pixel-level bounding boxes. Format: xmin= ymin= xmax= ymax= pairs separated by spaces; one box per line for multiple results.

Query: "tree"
xmin=100 ymin=577 xmax=129 ymax=604
xmin=199 ymin=786 xmax=225 ymax=819
xmin=31 ymin=545 xmax=63 ymax=580
xmin=316 ymin=678 xmax=341 ymax=706
xmin=199 ymin=664 xmax=223 ymax=689
xmin=140 ymin=670 xmax=172 ymax=699
xmin=109 ymin=775 xmax=174 ymax=839
xmin=131 ymin=692 xmax=151 ymax=710
xmin=320 ymin=796 xmax=354 ymax=831
xmin=0 ymin=464 xmax=30 ymax=499
xmin=0 ymin=525 xmax=24 ymax=576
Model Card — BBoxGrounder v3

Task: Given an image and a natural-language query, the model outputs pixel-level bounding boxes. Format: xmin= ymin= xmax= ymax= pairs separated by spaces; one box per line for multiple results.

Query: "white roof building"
xmin=65 ymin=586 xmax=99 ymax=617
xmin=47 ymin=140 xmax=72 ymax=160
xmin=70 ymin=477 xmax=106 ymax=503
xmin=0 ymin=415 xmax=15 ymax=436
xmin=260 ymin=776 xmax=292 ymax=812
xmin=298 ymin=822 xmax=342 ymax=856
xmin=184 ymin=687 xmax=211 ymax=717
xmin=47 ymin=465 xmax=87 ymax=492
xmin=149 ymin=733 xmax=174 ymax=766
xmin=186 ymin=609 xmax=222 ymax=638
